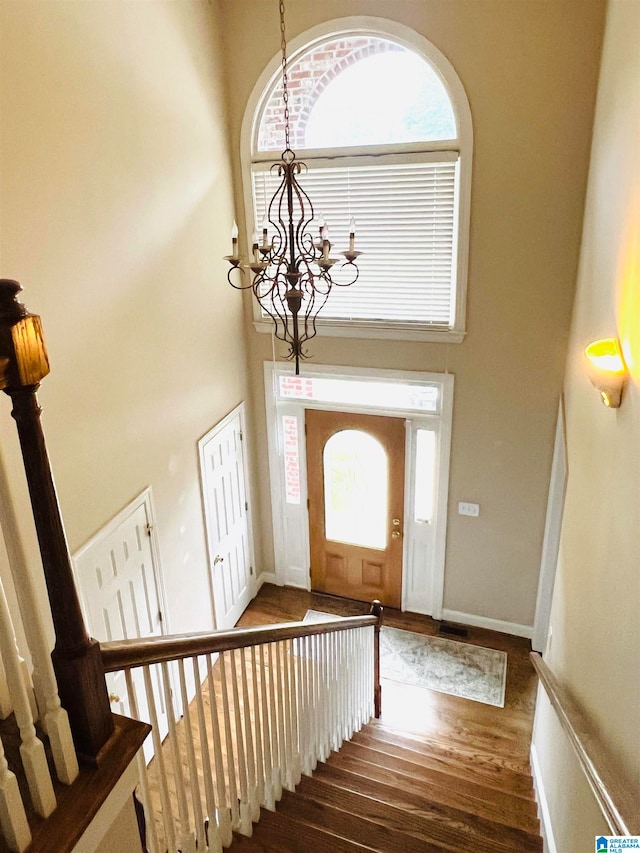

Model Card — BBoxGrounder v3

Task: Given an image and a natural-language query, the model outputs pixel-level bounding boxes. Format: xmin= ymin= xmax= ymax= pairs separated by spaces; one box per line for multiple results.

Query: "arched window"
xmin=244 ymin=21 xmax=472 ymax=341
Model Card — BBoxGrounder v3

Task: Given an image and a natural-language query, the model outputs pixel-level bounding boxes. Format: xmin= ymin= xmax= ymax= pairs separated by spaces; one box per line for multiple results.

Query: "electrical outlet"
xmin=458 ymin=501 xmax=480 ymax=517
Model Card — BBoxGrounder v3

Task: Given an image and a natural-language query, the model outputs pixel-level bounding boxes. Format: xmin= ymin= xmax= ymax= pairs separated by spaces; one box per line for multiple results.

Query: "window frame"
xmin=240 ymin=17 xmax=473 ymax=343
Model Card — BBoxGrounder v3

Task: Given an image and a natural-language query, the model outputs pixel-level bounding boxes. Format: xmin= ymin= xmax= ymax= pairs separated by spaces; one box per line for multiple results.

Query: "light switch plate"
xmin=458 ymin=501 xmax=480 ymax=517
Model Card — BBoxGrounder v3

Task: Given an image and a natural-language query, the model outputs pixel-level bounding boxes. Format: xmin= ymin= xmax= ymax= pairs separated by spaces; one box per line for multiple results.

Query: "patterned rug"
xmin=303 ymin=610 xmax=507 ymax=707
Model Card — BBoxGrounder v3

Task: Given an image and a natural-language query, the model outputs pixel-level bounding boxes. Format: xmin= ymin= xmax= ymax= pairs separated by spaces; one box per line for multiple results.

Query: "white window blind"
xmin=251 ymin=155 xmax=459 ymax=326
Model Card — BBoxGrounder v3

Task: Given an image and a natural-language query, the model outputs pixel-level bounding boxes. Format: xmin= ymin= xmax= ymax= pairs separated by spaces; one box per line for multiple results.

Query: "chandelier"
xmin=226 ymin=0 xmax=360 ymax=375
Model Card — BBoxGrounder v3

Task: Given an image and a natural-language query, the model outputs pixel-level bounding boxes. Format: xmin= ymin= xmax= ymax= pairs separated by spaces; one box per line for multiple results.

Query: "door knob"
xmin=213 ymin=555 xmax=224 ymax=565
xmin=391 ymin=530 xmax=401 ymax=539
xmin=109 ymin=693 xmax=121 ymax=704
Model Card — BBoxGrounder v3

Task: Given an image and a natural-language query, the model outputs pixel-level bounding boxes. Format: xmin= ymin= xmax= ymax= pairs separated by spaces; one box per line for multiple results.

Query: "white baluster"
xmin=0 ymin=654 xmax=12 ymax=719
xmin=300 ymin=633 xmax=314 ymax=776
xmin=258 ymin=644 xmax=276 ymax=809
xmin=320 ymin=634 xmax=330 ymax=761
xmin=228 ymin=650 xmax=252 ymax=835
xmin=124 ymin=670 xmax=159 ymax=853
xmin=0 ymin=577 xmax=55 ymax=817
xmin=192 ymin=657 xmax=222 ymax=853
xmin=218 ymin=650 xmax=240 ymax=832
xmin=369 ymin=624 xmax=375 ymax=719
xmin=339 ymin=631 xmax=349 ymax=741
xmin=178 ymin=660 xmax=205 ymax=850
xmin=144 ymin=666 xmax=177 ymax=853
xmin=346 ymin=630 xmax=355 ymax=738
xmin=311 ymin=633 xmax=321 ymax=764
xmin=288 ymin=638 xmax=301 ymax=784
xmin=0 ymin=475 xmax=78 ymax=784
xmin=266 ymin=643 xmax=282 ymax=799
xmin=357 ymin=628 xmax=366 ymax=728
xmin=239 ymin=648 xmax=259 ymax=822
xmin=280 ymin=640 xmax=294 ymax=789
xmin=206 ymin=653 xmax=232 ymax=847
xmin=329 ymin=631 xmax=339 ymax=751
xmin=161 ymin=661 xmax=196 ymax=853
xmin=249 ymin=646 xmax=266 ymax=807
xmin=275 ymin=641 xmax=292 ymax=790
xmin=0 ymin=732 xmax=31 ymax=853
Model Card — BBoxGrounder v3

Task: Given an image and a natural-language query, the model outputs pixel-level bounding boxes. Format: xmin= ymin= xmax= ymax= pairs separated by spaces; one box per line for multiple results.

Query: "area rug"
xmin=302 ymin=610 xmax=507 ymax=708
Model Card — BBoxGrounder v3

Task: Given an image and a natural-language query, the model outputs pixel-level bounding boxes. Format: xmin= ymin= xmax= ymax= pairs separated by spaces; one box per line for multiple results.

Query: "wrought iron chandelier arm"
xmin=223 ymin=0 xmax=360 ymax=374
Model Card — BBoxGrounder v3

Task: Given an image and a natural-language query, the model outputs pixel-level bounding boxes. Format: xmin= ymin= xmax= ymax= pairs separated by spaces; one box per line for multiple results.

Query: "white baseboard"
xmin=255 ymin=571 xmax=279 ymax=589
xmin=530 ymin=743 xmax=557 ymax=853
xmin=441 ymin=608 xmax=533 ymax=639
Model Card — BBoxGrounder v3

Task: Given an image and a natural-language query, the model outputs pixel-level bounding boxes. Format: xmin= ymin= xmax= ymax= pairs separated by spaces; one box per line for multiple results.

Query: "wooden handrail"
xmin=530 ymin=652 xmax=638 ymax=836
xmin=102 ymin=612 xmax=380 ymax=673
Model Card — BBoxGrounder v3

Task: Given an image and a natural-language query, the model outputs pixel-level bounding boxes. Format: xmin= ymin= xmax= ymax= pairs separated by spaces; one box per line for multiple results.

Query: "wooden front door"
xmin=306 ymin=409 xmax=405 ymax=609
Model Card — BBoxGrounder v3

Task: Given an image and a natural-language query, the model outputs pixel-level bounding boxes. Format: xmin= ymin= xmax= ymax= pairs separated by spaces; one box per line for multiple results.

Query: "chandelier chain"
xmin=279 ymin=0 xmax=291 ymax=150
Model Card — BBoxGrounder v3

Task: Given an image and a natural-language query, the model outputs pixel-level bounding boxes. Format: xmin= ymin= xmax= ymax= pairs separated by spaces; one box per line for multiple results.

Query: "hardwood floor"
xmin=144 ymin=583 xmax=539 ymax=851
xmin=237 ymin=583 xmax=537 ymax=764
xmin=229 ymin=584 xmax=540 ymax=852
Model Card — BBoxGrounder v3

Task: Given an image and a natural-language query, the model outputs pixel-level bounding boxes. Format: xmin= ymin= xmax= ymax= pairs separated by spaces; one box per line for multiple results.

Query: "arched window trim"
xmin=240 ymin=16 xmax=473 ymax=344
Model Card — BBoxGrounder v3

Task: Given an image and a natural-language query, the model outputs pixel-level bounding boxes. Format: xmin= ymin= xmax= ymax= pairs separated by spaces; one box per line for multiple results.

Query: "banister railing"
xmin=101 ymin=604 xmax=383 ymax=853
xmin=101 ymin=612 xmax=380 ymax=670
xmin=531 ymin=652 xmax=638 ymax=837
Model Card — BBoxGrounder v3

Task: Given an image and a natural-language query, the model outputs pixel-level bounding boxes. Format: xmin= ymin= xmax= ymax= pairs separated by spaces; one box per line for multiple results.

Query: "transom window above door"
xmin=243 ymin=21 xmax=473 ymax=342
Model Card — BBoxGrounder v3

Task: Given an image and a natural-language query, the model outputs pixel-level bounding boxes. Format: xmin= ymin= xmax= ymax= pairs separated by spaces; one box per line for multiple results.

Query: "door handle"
xmin=391 ymin=530 xmax=401 ymax=539
xmin=213 ymin=555 xmax=224 ymax=565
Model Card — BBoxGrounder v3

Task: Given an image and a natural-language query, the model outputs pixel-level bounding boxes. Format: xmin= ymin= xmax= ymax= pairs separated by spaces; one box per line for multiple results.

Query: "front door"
xmin=306 ymin=409 xmax=405 ymax=608
xmin=199 ymin=404 xmax=255 ymax=630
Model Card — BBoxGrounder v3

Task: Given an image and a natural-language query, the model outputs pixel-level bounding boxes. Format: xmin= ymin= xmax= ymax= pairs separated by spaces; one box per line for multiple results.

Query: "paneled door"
xmin=73 ymin=489 xmax=168 ymax=760
xmin=199 ymin=403 xmax=255 ymax=630
xmin=306 ymin=409 xmax=405 ymax=609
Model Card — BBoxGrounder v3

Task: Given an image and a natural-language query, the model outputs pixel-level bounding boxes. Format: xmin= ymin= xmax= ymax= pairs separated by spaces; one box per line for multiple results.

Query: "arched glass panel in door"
xmin=323 ymin=429 xmax=388 ymax=549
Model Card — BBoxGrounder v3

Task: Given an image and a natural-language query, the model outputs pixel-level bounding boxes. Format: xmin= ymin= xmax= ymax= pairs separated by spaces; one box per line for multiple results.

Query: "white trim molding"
xmin=264 ymin=361 xmax=454 ymax=616
xmin=441 ymin=608 xmax=533 ymax=639
xmin=531 ymin=743 xmax=558 ymax=853
xmin=240 ymin=16 xmax=473 ymax=343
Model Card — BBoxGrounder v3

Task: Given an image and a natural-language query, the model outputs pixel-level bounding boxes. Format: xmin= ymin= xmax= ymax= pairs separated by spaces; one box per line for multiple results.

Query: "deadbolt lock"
xmin=391 ymin=530 xmax=401 ymax=539
xmin=392 ymin=518 xmax=401 ymax=526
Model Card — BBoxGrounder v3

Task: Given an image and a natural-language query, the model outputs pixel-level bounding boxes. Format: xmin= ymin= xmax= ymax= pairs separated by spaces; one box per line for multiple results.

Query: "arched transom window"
xmin=246 ymin=23 xmax=472 ymax=340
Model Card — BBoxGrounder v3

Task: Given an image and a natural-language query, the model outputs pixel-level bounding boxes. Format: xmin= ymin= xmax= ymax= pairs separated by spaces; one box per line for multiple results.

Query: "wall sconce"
xmin=584 ymin=337 xmax=628 ymax=408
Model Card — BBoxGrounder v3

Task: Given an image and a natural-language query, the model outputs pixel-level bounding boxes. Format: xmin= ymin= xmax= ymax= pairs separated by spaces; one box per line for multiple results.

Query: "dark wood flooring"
xmin=237 ymin=583 xmax=537 ymax=762
xmin=230 ymin=583 xmax=541 ymax=851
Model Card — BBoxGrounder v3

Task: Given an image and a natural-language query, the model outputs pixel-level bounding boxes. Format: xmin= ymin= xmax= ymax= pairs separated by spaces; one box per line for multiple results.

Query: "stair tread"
xmin=276 ymin=790 xmax=463 ymax=853
xmin=331 ymin=740 xmax=535 ymax=806
xmin=357 ymin=723 xmax=535 ymax=796
xmin=312 ymin=757 xmax=540 ymax=834
xmin=372 ymin=718 xmax=533 ymax=771
xmin=229 ymin=808 xmax=378 ymax=852
xmin=278 ymin=785 xmax=541 ymax=853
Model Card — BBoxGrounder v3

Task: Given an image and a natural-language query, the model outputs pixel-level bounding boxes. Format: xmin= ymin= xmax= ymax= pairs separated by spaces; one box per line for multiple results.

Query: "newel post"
xmin=0 ymin=279 xmax=114 ymax=762
xmin=370 ymin=599 xmax=383 ymax=718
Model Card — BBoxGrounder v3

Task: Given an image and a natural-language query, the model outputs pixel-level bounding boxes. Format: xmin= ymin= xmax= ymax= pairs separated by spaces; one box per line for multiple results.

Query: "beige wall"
xmin=220 ymin=0 xmax=606 ymax=627
xmin=532 ymin=0 xmax=640 ymax=846
xmin=0 ymin=1 xmax=246 ymax=635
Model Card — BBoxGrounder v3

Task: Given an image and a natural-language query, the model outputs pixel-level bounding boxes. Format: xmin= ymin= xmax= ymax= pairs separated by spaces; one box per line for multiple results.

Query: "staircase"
xmin=227 ymin=718 xmax=542 ymax=852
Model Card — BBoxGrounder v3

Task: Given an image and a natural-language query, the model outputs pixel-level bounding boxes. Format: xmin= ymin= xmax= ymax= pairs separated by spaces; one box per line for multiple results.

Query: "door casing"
xmin=264 ymin=362 xmax=454 ymax=617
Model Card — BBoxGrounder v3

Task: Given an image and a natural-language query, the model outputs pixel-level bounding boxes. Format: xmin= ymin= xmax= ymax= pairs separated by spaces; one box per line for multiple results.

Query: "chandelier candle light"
xmin=225 ymin=0 xmax=361 ymax=375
